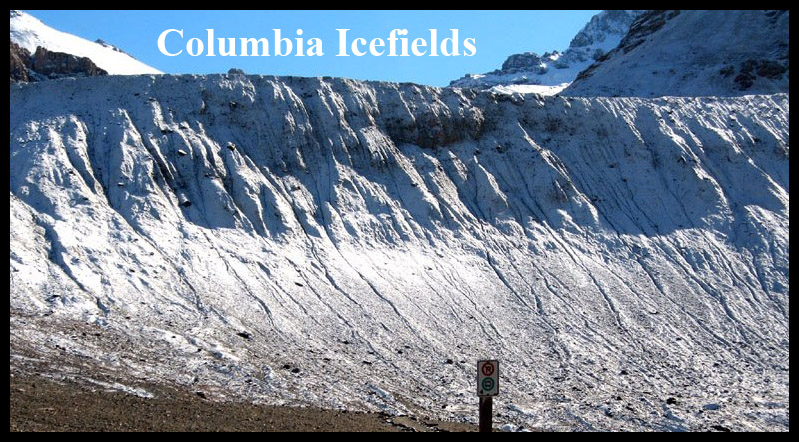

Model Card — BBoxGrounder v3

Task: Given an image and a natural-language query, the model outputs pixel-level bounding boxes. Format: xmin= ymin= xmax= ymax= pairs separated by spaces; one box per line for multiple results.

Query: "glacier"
xmin=9 ymin=74 xmax=788 ymax=431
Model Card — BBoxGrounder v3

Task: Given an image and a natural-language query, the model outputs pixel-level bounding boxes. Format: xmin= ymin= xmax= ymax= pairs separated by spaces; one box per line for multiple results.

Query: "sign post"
xmin=477 ymin=359 xmax=499 ymax=432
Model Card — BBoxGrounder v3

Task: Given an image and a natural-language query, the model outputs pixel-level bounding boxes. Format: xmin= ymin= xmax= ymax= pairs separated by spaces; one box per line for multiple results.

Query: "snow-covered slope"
xmin=10 ymin=10 xmax=161 ymax=75
xmin=10 ymin=75 xmax=789 ymax=431
xmin=564 ymin=10 xmax=789 ymax=97
xmin=450 ymin=11 xmax=644 ymax=93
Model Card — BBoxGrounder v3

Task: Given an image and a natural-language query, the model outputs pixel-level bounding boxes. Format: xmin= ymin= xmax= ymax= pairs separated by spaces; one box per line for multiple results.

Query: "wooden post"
xmin=479 ymin=396 xmax=493 ymax=432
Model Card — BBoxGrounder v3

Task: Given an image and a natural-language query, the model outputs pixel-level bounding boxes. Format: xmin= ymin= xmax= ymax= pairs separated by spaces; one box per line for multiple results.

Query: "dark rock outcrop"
xmin=10 ymin=40 xmax=107 ymax=83
xmin=94 ymin=38 xmax=127 ymax=54
xmin=31 ymin=46 xmax=107 ymax=79
xmin=10 ymin=40 xmax=30 ymax=83
xmin=501 ymin=52 xmax=544 ymax=72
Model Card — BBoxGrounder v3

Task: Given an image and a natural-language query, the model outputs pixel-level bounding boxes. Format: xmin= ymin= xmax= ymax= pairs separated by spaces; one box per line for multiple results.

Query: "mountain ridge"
xmin=10 ymin=10 xmax=161 ymax=76
xmin=449 ymin=10 xmax=644 ymax=94
xmin=563 ymin=10 xmax=790 ymax=97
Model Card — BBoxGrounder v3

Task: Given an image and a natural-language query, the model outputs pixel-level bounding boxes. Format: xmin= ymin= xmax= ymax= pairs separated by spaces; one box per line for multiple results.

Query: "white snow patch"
xmin=10 ymin=10 xmax=161 ymax=75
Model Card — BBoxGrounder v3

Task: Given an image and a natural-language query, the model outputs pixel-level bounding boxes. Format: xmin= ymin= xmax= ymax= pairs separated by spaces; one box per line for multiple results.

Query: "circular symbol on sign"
xmin=482 ymin=377 xmax=495 ymax=391
xmin=481 ymin=362 xmax=495 ymax=376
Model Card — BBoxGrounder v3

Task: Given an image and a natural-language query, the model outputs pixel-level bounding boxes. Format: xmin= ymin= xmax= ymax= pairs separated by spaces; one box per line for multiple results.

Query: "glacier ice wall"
xmin=9 ymin=75 xmax=789 ymax=431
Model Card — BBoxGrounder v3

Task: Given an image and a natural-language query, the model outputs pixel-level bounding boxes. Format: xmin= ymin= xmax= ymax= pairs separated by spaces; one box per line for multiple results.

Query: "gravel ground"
xmin=9 ymin=372 xmax=478 ymax=432
xmin=10 ymin=313 xmax=480 ymax=432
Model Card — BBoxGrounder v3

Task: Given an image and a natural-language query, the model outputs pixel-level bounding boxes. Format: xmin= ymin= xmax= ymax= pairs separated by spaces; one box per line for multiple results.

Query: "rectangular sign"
xmin=477 ymin=359 xmax=499 ymax=396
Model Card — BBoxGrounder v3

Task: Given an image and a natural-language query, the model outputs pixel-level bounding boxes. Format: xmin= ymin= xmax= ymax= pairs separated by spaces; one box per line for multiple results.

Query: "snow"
xmin=9 ymin=74 xmax=789 ymax=431
xmin=487 ymin=83 xmax=570 ymax=96
xmin=10 ymin=10 xmax=161 ymax=75
xmin=83 ymin=378 xmax=155 ymax=398
xmin=451 ymin=59 xmax=584 ymax=91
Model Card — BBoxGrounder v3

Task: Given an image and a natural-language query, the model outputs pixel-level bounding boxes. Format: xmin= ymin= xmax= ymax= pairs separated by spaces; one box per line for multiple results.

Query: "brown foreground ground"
xmin=10 ymin=314 xmax=480 ymax=432
xmin=9 ymin=373 xmax=478 ymax=432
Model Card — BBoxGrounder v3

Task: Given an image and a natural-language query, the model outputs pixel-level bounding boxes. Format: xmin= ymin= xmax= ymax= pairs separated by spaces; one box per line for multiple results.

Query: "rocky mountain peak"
xmin=564 ymin=10 xmax=789 ymax=97
xmin=569 ymin=10 xmax=645 ymax=49
xmin=449 ymin=10 xmax=645 ymax=92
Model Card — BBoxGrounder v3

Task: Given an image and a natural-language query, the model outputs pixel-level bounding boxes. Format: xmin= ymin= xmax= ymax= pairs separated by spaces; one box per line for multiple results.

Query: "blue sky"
xmin=25 ymin=10 xmax=600 ymax=87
